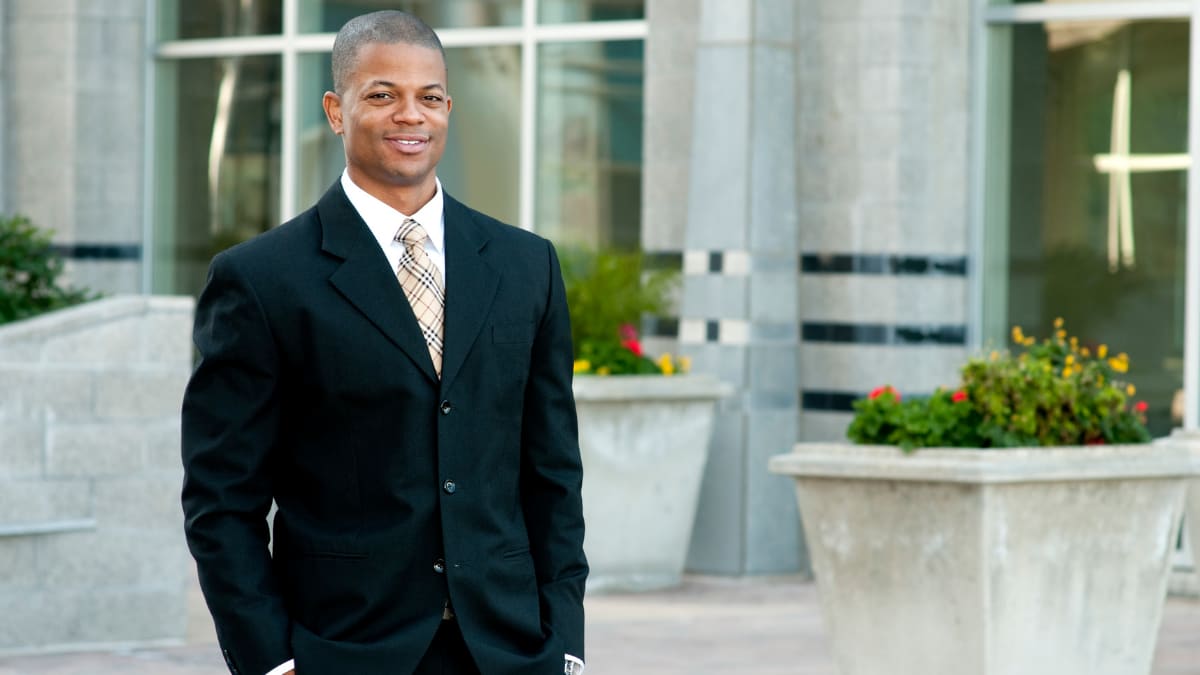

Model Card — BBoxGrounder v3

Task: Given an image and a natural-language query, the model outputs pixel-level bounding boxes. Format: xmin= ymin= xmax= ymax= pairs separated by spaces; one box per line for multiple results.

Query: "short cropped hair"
xmin=331 ymin=10 xmax=446 ymax=94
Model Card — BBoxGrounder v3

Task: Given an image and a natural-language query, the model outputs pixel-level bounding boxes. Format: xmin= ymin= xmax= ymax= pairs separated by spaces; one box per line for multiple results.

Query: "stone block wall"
xmin=0 ymin=295 xmax=194 ymax=653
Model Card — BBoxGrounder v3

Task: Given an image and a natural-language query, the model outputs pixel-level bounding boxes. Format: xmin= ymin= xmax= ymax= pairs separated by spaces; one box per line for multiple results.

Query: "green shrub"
xmin=560 ymin=249 xmax=685 ymax=375
xmin=847 ymin=320 xmax=1151 ymax=451
xmin=0 ymin=214 xmax=97 ymax=325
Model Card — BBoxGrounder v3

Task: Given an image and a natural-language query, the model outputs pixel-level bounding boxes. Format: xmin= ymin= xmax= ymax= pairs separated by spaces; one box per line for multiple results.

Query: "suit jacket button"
xmin=433 ymin=558 xmax=446 ymax=574
xmin=443 ymin=479 xmax=457 ymax=494
xmin=440 ymin=400 xmax=453 ymax=415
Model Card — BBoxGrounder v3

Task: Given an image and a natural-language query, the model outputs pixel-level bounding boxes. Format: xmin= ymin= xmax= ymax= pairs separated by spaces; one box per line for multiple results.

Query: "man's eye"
xmin=367 ymin=92 xmax=391 ymax=100
xmin=424 ymin=96 xmax=443 ymax=102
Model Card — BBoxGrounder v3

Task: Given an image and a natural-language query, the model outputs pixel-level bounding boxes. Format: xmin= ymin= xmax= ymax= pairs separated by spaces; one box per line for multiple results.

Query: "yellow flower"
xmin=1023 ymin=336 xmax=1035 ymax=346
xmin=1109 ymin=356 xmax=1128 ymax=374
xmin=596 ymin=366 xmax=611 ymax=376
xmin=1055 ymin=329 xmax=1067 ymax=340
xmin=1011 ymin=326 xmax=1025 ymax=344
xmin=1080 ymin=347 xmax=1090 ymax=357
xmin=1126 ymin=384 xmax=1136 ymax=396
xmin=678 ymin=356 xmax=692 ymax=373
xmin=1054 ymin=317 xmax=1064 ymax=329
xmin=1065 ymin=355 xmax=1075 ymax=366
xmin=573 ymin=359 xmax=591 ymax=374
xmin=658 ymin=353 xmax=675 ymax=376
xmin=1098 ymin=344 xmax=1108 ymax=359
xmin=1069 ymin=337 xmax=1078 ymax=351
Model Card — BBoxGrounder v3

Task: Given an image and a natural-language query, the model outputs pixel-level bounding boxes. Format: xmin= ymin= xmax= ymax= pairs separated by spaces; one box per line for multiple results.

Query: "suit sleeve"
xmin=520 ymin=240 xmax=589 ymax=660
xmin=181 ymin=252 xmax=292 ymax=675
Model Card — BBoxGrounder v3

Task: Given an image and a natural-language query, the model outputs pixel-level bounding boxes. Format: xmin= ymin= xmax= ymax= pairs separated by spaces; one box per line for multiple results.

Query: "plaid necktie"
xmin=395 ymin=218 xmax=445 ymax=378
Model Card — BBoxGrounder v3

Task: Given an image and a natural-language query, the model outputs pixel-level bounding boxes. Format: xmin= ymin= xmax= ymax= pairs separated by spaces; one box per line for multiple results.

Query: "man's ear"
xmin=323 ymin=91 xmax=344 ymax=135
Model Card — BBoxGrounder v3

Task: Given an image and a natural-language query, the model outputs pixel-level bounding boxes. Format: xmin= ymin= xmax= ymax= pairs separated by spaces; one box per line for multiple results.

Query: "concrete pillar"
xmin=6 ymin=0 xmax=147 ymax=294
xmin=794 ymin=0 xmax=973 ymax=441
xmin=679 ymin=0 xmax=804 ymax=576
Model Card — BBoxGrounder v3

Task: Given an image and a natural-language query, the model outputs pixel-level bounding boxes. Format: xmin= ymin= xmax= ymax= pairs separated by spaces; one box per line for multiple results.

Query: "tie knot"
xmin=396 ymin=218 xmax=429 ymax=248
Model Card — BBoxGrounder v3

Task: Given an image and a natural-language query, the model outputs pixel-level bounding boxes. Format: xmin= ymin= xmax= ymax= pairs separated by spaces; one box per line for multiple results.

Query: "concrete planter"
xmin=1166 ymin=429 xmax=1200 ymax=595
xmin=768 ymin=441 xmax=1199 ymax=675
xmin=574 ymin=374 xmax=731 ymax=592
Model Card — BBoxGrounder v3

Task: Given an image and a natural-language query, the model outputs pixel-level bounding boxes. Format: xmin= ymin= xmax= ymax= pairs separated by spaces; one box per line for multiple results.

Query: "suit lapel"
xmin=440 ymin=195 xmax=499 ymax=392
xmin=318 ymin=182 xmax=439 ymax=384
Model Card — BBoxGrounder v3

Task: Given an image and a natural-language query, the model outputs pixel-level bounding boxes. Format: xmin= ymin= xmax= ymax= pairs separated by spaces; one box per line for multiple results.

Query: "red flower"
xmin=1134 ymin=400 xmax=1148 ymax=413
xmin=618 ymin=323 xmax=638 ymax=342
xmin=621 ymin=338 xmax=644 ymax=357
xmin=868 ymin=385 xmax=900 ymax=402
xmin=951 ymin=390 xmax=968 ymax=403
xmin=1085 ymin=438 xmax=1107 ymax=446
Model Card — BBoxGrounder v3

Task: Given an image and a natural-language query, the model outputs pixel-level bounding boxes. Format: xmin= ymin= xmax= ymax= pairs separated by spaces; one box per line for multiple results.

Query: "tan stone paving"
xmin=0 ymin=575 xmax=1197 ymax=674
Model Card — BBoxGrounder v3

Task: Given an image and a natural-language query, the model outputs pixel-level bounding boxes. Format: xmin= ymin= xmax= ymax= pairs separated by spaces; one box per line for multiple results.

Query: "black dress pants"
xmin=412 ymin=619 xmax=481 ymax=675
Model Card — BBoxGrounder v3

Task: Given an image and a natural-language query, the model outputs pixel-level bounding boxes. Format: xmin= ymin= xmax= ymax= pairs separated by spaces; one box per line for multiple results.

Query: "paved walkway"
xmin=1 ymin=575 xmax=1198 ymax=674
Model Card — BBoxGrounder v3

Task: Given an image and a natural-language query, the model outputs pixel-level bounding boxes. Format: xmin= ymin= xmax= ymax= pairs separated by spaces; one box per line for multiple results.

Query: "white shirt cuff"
xmin=566 ymin=653 xmax=585 ymax=673
xmin=264 ymin=659 xmax=295 ymax=675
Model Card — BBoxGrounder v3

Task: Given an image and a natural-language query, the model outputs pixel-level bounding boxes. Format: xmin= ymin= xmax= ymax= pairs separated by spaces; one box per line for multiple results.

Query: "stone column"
xmin=6 ymin=0 xmax=147 ymax=293
xmin=679 ymin=0 xmax=803 ymax=575
xmin=794 ymin=0 xmax=973 ymax=442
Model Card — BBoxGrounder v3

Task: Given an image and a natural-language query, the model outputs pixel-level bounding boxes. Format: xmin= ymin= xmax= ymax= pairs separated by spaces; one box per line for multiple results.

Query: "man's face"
xmin=323 ymin=42 xmax=452 ymax=199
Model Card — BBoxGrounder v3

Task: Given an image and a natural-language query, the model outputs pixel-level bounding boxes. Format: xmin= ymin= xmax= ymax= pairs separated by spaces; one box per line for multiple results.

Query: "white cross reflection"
xmin=1092 ymin=69 xmax=1191 ymax=271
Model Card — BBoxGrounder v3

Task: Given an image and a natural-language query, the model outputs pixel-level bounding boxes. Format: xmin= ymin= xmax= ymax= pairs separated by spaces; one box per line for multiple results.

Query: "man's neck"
xmin=348 ymin=170 xmax=437 ymax=216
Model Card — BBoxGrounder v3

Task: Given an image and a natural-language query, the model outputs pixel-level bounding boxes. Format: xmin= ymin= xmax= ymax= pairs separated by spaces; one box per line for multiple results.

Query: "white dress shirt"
xmin=263 ymin=171 xmax=582 ymax=675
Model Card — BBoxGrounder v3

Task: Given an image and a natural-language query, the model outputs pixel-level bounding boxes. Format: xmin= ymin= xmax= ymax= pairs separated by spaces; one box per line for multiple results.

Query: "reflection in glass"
xmin=296 ymin=46 xmax=521 ymax=225
xmin=537 ymin=41 xmax=643 ymax=250
xmin=153 ymin=56 xmax=281 ymax=296
xmin=540 ymin=0 xmax=644 ymax=23
xmin=307 ymin=0 xmax=521 ymax=32
xmin=160 ymin=0 xmax=283 ymax=40
xmin=989 ymin=21 xmax=1188 ymax=435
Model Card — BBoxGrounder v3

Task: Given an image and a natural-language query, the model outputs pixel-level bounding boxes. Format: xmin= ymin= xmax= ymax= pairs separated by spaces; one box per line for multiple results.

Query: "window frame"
xmin=970 ymin=0 xmax=1200 ymax=431
xmin=145 ymin=0 xmax=647 ymax=287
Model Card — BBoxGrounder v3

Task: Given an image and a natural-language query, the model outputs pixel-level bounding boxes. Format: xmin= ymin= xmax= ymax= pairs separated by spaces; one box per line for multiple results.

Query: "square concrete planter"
xmin=768 ymin=441 xmax=1199 ymax=675
xmin=574 ymin=374 xmax=731 ymax=592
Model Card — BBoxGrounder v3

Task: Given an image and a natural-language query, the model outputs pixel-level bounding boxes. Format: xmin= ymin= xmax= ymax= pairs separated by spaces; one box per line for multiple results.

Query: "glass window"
xmin=540 ymin=0 xmax=644 ymax=23
xmin=984 ymin=20 xmax=1189 ymax=435
xmin=536 ymin=40 xmax=643 ymax=250
xmin=159 ymin=0 xmax=283 ymax=40
xmin=296 ymin=46 xmax=521 ymax=225
xmin=305 ymin=0 xmax=521 ymax=32
xmin=153 ymin=56 xmax=281 ymax=296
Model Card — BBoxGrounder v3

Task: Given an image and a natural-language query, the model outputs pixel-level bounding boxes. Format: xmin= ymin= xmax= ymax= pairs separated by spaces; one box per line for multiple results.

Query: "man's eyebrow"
xmin=364 ymin=80 xmax=446 ymax=93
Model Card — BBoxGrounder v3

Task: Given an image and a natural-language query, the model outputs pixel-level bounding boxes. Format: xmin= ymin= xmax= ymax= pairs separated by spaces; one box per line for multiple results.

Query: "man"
xmin=181 ymin=10 xmax=587 ymax=675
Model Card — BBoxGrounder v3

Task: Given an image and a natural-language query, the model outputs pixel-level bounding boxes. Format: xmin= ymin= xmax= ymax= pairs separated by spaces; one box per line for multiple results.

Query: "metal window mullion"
xmin=967 ymin=0 xmax=989 ymax=351
xmin=985 ymin=2 xmax=1191 ymax=24
xmin=519 ymin=0 xmax=538 ymax=232
xmin=1184 ymin=3 xmax=1200 ymax=430
xmin=280 ymin=0 xmax=299 ymax=221
xmin=142 ymin=0 xmax=158 ymax=293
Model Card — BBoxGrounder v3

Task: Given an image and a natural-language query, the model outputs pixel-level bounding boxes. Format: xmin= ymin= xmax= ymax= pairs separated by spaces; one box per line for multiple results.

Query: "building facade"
xmin=2 ymin=0 xmax=1197 ymax=576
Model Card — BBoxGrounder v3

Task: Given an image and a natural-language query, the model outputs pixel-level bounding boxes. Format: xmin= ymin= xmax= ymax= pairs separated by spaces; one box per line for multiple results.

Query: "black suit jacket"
xmin=181 ymin=182 xmax=587 ymax=675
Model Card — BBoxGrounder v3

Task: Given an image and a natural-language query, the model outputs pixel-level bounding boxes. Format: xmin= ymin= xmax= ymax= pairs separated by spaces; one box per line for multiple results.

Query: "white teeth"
xmin=397 ymin=140 xmax=422 ymax=145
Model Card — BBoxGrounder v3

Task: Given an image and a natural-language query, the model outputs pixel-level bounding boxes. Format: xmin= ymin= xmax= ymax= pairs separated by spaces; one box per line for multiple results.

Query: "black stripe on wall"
xmin=803 ymin=322 xmax=966 ymax=346
xmin=643 ymin=316 xmax=680 ymax=338
xmin=643 ymin=252 xmax=684 ymax=271
xmin=801 ymin=390 xmax=861 ymax=412
xmin=52 ymin=243 xmax=142 ymax=261
xmin=802 ymin=254 xmax=967 ymax=276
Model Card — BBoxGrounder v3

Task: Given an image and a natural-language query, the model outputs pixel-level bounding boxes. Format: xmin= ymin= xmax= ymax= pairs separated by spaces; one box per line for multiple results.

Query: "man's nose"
xmin=392 ymin=98 xmax=423 ymax=124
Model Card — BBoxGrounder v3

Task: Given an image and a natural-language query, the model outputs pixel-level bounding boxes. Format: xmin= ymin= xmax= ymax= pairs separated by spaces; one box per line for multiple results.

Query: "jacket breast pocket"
xmin=492 ymin=320 xmax=535 ymax=346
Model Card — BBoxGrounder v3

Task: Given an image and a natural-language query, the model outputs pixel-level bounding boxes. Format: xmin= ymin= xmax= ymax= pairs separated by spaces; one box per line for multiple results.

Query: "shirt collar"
xmin=340 ymin=170 xmax=445 ymax=254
